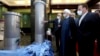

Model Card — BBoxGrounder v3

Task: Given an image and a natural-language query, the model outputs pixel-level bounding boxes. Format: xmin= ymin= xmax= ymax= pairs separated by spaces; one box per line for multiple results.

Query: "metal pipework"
xmin=34 ymin=1 xmax=46 ymax=43
xmin=4 ymin=12 xmax=21 ymax=50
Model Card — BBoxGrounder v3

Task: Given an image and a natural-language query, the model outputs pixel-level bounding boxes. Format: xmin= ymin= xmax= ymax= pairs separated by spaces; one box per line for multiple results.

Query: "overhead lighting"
xmin=14 ymin=0 xmax=30 ymax=5
xmin=52 ymin=0 xmax=89 ymax=4
xmin=92 ymin=9 xmax=97 ymax=12
xmin=27 ymin=0 xmax=30 ymax=4
xmin=0 ymin=0 xmax=31 ymax=6
xmin=97 ymin=2 xmax=100 ymax=4
xmin=14 ymin=1 xmax=25 ymax=5
xmin=52 ymin=10 xmax=63 ymax=13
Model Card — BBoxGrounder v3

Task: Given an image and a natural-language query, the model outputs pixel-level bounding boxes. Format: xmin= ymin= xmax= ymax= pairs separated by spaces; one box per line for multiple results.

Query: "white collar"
xmin=65 ymin=16 xmax=69 ymax=19
xmin=57 ymin=18 xmax=61 ymax=20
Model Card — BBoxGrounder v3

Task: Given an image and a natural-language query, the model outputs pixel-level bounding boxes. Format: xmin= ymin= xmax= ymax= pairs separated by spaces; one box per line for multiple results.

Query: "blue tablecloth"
xmin=0 ymin=40 xmax=54 ymax=56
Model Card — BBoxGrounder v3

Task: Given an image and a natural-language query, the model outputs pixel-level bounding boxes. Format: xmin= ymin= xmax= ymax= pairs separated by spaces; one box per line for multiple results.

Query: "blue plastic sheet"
xmin=0 ymin=40 xmax=54 ymax=56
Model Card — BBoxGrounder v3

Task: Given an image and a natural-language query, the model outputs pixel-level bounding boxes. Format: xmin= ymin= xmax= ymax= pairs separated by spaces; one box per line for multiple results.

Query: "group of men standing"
xmin=46 ymin=4 xmax=100 ymax=56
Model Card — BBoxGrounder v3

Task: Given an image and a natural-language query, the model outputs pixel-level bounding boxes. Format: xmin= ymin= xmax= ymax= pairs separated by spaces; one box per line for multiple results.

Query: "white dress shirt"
xmin=57 ymin=18 xmax=61 ymax=24
xmin=79 ymin=12 xmax=88 ymax=26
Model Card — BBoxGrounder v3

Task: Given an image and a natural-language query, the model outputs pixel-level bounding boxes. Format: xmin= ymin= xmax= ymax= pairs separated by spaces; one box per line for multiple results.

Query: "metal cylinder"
xmin=4 ymin=12 xmax=21 ymax=50
xmin=34 ymin=1 xmax=45 ymax=43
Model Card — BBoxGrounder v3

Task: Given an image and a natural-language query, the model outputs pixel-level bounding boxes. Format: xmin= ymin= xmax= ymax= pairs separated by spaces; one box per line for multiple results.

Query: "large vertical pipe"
xmin=34 ymin=1 xmax=45 ymax=43
xmin=4 ymin=12 xmax=21 ymax=50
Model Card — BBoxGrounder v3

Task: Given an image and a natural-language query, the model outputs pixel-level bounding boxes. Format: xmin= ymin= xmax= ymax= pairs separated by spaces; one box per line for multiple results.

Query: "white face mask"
xmin=77 ymin=10 xmax=82 ymax=16
xmin=57 ymin=16 xmax=60 ymax=19
xmin=63 ymin=14 xmax=66 ymax=17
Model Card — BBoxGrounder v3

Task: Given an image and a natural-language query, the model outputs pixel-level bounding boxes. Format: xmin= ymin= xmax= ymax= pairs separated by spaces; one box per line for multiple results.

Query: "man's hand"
xmin=58 ymin=25 xmax=61 ymax=27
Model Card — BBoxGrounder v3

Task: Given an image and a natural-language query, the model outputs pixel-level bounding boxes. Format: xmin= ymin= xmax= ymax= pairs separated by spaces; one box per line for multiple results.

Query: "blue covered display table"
xmin=0 ymin=40 xmax=54 ymax=56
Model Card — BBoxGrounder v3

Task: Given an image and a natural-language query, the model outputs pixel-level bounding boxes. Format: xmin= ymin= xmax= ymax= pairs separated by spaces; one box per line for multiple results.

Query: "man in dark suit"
xmin=51 ymin=13 xmax=62 ymax=52
xmin=45 ymin=13 xmax=62 ymax=52
xmin=95 ymin=10 xmax=100 ymax=53
xmin=77 ymin=4 xmax=100 ymax=56
xmin=60 ymin=9 xmax=77 ymax=56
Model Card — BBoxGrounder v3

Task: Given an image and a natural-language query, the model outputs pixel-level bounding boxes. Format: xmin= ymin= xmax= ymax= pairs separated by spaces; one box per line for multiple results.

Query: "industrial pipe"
xmin=4 ymin=12 xmax=21 ymax=50
xmin=34 ymin=1 xmax=46 ymax=43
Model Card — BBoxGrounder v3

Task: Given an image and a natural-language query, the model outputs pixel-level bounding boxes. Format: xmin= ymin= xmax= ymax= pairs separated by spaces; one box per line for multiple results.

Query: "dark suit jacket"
xmin=77 ymin=12 xmax=100 ymax=41
xmin=48 ymin=18 xmax=62 ymax=35
xmin=74 ymin=18 xmax=79 ymax=26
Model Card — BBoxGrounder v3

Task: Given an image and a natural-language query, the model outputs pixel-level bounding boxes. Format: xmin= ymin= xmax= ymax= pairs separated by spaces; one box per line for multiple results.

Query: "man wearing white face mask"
xmin=60 ymin=9 xmax=77 ymax=56
xmin=77 ymin=4 xmax=100 ymax=56
xmin=77 ymin=10 xmax=83 ymax=16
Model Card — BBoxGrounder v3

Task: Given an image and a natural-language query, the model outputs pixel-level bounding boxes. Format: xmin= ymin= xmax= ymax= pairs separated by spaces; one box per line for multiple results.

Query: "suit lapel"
xmin=77 ymin=16 xmax=81 ymax=26
xmin=55 ymin=18 xmax=58 ymax=24
xmin=79 ymin=13 xmax=89 ymax=27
